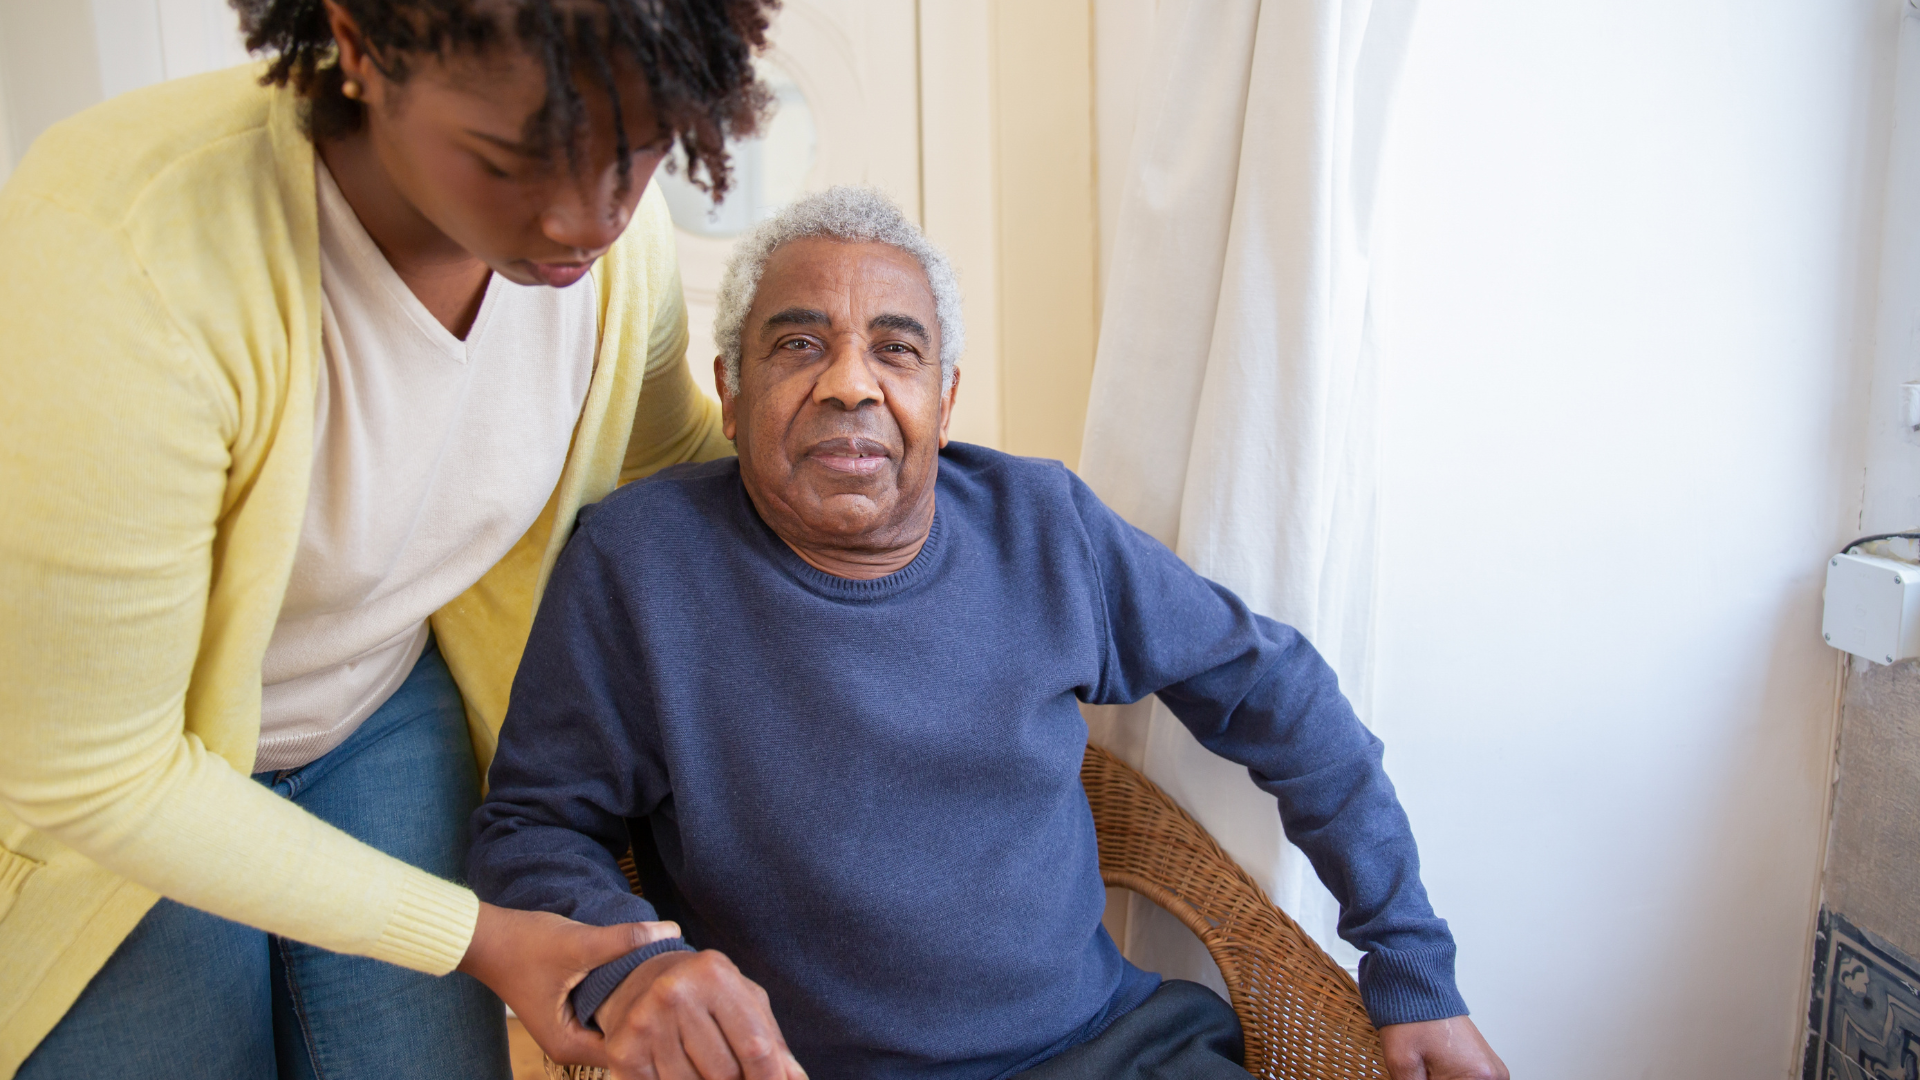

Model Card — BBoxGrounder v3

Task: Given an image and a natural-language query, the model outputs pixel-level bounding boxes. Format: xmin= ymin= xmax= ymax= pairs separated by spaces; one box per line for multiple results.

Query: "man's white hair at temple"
xmin=712 ymin=185 xmax=965 ymax=395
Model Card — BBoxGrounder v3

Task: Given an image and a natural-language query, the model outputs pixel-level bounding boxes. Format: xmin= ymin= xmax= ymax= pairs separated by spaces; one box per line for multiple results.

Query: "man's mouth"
xmin=807 ymin=437 xmax=892 ymax=476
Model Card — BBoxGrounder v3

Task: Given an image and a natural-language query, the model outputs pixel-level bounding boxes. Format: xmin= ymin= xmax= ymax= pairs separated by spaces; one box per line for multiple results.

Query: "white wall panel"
xmin=1369 ymin=1 xmax=1896 ymax=1076
xmin=0 ymin=0 xmax=248 ymax=177
xmin=0 ymin=1 xmax=104 ymax=165
xmin=90 ymin=0 xmax=163 ymax=99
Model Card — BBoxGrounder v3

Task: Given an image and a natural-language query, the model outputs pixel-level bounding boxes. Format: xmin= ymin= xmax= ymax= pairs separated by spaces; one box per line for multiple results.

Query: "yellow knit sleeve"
xmin=619 ymin=195 xmax=735 ymax=485
xmin=0 ymin=193 xmax=476 ymax=975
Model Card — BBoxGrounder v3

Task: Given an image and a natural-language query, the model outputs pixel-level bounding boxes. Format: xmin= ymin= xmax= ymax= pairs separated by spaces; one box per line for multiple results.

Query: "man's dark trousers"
xmin=1012 ymin=981 xmax=1246 ymax=1079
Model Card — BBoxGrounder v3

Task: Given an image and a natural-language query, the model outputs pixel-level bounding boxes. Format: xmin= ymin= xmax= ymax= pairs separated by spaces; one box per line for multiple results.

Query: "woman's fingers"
xmin=573 ymin=919 xmax=684 ymax=977
xmin=538 ymin=1017 xmax=612 ymax=1071
xmin=635 ymin=919 xmax=685 ymax=947
xmin=459 ymin=904 xmax=692 ymax=1072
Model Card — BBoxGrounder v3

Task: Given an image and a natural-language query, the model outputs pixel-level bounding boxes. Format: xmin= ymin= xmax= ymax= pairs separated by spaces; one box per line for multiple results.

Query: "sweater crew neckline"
xmin=740 ymin=477 xmax=948 ymax=601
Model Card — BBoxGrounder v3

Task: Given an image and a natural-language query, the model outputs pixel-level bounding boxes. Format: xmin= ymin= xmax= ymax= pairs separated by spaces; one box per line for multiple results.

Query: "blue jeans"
xmin=20 ymin=639 xmax=511 ymax=1080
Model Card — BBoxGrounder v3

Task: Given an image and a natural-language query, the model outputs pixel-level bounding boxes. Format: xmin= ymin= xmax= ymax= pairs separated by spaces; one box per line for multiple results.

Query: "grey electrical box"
xmin=1823 ymin=552 xmax=1920 ymax=665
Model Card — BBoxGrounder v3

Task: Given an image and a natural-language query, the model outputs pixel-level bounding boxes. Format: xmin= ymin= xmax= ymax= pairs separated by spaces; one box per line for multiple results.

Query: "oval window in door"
xmin=658 ymin=59 xmax=817 ymax=239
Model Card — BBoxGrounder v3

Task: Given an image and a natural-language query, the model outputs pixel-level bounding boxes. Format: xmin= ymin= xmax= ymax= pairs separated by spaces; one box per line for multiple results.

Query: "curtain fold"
xmin=1079 ymin=0 xmax=1417 ymax=986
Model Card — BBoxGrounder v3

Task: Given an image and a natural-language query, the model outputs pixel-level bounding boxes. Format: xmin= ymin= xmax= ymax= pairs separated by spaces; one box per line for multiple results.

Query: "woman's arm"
xmin=0 ymin=192 xmax=475 ymax=974
xmin=620 ymin=243 xmax=736 ymax=487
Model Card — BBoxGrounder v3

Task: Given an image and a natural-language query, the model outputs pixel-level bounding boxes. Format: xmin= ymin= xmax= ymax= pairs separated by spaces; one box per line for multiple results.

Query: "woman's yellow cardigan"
xmin=0 ymin=66 xmax=731 ymax=1074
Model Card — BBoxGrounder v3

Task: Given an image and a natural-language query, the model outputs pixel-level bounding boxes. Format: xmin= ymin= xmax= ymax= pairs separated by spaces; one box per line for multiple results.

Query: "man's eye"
xmin=477 ymin=159 xmax=511 ymax=179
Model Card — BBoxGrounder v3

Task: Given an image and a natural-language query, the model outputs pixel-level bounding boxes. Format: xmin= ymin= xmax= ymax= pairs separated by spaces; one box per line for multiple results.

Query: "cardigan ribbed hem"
xmin=1358 ymin=943 xmax=1469 ymax=1027
xmin=368 ymin=872 xmax=479 ymax=975
xmin=572 ymin=937 xmax=698 ymax=1027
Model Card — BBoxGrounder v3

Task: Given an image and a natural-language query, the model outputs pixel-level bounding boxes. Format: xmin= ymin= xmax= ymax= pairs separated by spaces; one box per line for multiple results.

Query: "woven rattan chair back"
xmin=545 ymin=743 xmax=1388 ymax=1080
xmin=1080 ymin=742 xmax=1387 ymax=1078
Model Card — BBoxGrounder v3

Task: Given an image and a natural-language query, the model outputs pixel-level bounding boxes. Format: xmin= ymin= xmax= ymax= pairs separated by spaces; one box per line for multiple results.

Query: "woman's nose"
xmin=541 ymin=189 xmax=630 ymax=253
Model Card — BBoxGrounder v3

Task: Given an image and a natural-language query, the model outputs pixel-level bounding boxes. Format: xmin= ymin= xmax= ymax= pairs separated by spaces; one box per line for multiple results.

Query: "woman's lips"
xmin=525 ymin=261 xmax=593 ymax=287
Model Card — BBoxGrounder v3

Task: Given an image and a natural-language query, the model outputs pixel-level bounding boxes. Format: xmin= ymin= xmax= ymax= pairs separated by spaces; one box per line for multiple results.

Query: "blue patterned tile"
xmin=1805 ymin=908 xmax=1920 ymax=1080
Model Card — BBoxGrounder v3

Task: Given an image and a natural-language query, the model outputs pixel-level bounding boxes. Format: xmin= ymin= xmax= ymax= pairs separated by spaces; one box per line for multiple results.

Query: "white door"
xmin=655 ymin=0 xmax=922 ymax=399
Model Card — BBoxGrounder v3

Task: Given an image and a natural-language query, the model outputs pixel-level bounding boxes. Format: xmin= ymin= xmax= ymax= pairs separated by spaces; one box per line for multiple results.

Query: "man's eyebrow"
xmin=869 ymin=313 xmax=930 ymax=344
xmin=763 ymin=307 xmax=831 ymax=331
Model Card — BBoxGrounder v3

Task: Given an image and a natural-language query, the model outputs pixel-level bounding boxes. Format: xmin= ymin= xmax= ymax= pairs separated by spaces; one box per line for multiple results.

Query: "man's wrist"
xmin=571 ymin=935 xmax=698 ymax=1027
xmin=1358 ymin=943 xmax=1468 ymax=1028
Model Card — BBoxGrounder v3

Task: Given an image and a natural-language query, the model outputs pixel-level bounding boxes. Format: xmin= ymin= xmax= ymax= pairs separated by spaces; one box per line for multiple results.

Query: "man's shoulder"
xmin=578 ymin=457 xmax=744 ymax=545
xmin=939 ymin=442 xmax=1107 ymax=523
xmin=939 ymin=441 xmax=1077 ymax=497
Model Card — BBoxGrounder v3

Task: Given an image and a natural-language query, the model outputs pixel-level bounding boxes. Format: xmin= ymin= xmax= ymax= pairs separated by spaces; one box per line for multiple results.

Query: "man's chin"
xmin=804 ymin=487 xmax=890 ymax=516
xmin=788 ymin=489 xmax=898 ymax=536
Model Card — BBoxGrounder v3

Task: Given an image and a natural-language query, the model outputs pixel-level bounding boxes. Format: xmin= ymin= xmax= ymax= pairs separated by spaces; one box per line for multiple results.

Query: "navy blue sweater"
xmin=469 ymin=444 xmax=1464 ymax=1080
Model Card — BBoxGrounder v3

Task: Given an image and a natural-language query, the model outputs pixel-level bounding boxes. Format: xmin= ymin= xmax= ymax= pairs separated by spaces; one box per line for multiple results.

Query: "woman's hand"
xmin=596 ymin=949 xmax=807 ymax=1080
xmin=457 ymin=901 xmax=682 ymax=1069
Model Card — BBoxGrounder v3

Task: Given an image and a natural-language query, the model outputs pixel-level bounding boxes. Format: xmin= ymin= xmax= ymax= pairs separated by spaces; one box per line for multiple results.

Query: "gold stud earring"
xmin=341 ymin=78 xmax=362 ymax=100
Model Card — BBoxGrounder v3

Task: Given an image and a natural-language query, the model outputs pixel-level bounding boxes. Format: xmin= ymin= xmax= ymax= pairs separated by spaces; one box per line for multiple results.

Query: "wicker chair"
xmin=547 ymin=743 xmax=1388 ymax=1080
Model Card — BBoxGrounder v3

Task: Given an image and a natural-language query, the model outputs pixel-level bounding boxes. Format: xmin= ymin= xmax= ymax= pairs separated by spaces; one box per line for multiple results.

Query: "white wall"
xmin=0 ymin=1 xmax=104 ymax=184
xmin=0 ymin=0 xmax=248 ymax=183
xmin=1368 ymin=2 xmax=1896 ymax=1077
xmin=1860 ymin=9 xmax=1920 ymax=532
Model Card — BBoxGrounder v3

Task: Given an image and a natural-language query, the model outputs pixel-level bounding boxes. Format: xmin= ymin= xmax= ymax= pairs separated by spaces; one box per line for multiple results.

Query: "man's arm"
xmin=470 ymin=524 xmax=799 ymax=1080
xmin=1065 ymin=474 xmax=1466 ymax=1028
xmin=469 ymin=523 xmax=680 ymax=943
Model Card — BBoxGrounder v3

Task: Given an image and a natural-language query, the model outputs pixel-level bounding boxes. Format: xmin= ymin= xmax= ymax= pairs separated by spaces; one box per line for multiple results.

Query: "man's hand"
xmin=595 ymin=948 xmax=806 ymax=1080
xmin=456 ymin=901 xmax=682 ymax=1070
xmin=1379 ymin=1016 xmax=1508 ymax=1080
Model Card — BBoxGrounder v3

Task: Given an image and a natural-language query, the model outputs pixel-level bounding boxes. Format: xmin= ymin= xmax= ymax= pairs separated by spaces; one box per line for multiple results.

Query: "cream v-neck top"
xmin=256 ymin=164 xmax=598 ymax=772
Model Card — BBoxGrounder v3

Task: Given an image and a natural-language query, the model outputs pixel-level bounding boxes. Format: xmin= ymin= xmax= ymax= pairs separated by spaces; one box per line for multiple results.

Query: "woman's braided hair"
xmin=231 ymin=0 xmax=778 ymax=197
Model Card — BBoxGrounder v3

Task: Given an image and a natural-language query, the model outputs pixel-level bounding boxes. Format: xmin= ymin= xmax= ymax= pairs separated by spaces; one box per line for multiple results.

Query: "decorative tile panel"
xmin=1805 ymin=908 xmax=1920 ymax=1080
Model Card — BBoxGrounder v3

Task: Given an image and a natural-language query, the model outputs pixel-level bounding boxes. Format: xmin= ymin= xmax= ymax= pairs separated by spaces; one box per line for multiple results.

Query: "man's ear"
xmin=937 ymin=366 xmax=961 ymax=449
xmin=714 ymin=355 xmax=737 ymax=442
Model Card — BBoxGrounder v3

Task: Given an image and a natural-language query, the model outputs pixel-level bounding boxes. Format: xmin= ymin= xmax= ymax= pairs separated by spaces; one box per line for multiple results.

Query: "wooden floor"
xmin=507 ymin=1017 xmax=548 ymax=1080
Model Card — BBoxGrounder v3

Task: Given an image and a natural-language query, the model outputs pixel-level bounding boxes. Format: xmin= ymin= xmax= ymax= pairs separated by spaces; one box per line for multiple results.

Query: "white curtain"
xmin=1079 ymin=0 xmax=1417 ymax=986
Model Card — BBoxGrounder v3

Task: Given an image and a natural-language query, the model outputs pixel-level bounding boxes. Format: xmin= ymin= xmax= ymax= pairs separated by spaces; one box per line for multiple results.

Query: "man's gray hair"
xmin=713 ymin=185 xmax=964 ymax=395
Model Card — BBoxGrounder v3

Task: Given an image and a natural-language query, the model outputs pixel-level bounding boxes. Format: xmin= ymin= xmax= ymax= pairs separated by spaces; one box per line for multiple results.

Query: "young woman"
xmin=0 ymin=2 xmax=787 ymax=1077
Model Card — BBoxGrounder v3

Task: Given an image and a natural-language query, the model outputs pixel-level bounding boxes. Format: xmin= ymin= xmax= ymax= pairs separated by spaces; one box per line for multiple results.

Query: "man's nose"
xmin=541 ymin=180 xmax=630 ymax=254
xmin=813 ymin=339 xmax=883 ymax=411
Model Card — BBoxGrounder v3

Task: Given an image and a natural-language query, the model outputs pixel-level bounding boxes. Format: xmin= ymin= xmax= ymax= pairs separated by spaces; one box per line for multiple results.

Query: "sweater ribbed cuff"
xmin=1357 ymin=944 xmax=1469 ymax=1028
xmin=572 ymin=937 xmax=698 ymax=1028
xmin=368 ymin=872 xmax=479 ymax=976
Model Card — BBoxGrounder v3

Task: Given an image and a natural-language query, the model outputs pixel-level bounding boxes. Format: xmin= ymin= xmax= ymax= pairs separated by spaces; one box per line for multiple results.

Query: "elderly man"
xmin=469 ymin=187 xmax=1506 ymax=1080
